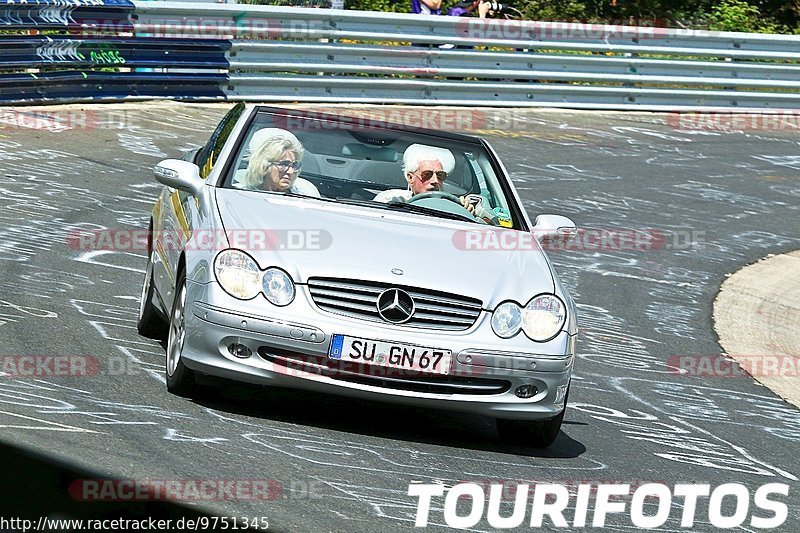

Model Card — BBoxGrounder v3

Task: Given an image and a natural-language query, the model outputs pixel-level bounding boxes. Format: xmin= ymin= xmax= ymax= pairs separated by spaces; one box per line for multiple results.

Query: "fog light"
xmin=555 ymin=384 xmax=568 ymax=403
xmin=228 ymin=343 xmax=252 ymax=359
xmin=515 ymin=384 xmax=537 ymax=398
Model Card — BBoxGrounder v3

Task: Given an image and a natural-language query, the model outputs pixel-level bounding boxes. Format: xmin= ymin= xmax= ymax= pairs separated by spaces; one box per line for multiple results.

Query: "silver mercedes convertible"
xmin=138 ymin=104 xmax=578 ymax=447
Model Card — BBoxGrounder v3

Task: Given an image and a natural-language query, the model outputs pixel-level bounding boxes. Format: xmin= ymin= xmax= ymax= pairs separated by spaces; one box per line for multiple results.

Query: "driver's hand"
xmin=459 ymin=196 xmax=476 ymax=214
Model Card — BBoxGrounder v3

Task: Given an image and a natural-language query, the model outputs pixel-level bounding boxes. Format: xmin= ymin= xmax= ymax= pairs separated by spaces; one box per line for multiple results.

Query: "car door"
xmin=152 ymin=103 xmax=245 ymax=307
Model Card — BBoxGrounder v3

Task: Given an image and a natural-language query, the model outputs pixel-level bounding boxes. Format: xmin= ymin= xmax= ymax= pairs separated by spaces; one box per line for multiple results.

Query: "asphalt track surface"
xmin=0 ymin=103 xmax=799 ymax=532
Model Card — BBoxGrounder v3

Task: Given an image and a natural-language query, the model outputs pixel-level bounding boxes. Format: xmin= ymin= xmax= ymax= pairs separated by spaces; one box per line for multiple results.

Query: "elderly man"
xmin=374 ymin=144 xmax=474 ymax=213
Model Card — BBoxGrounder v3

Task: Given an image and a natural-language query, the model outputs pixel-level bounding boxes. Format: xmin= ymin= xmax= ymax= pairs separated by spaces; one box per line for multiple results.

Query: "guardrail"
xmin=2 ymin=0 xmax=800 ymax=110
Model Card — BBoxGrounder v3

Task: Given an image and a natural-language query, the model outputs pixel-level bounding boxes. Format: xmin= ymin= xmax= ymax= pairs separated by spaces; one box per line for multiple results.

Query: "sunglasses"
xmin=415 ymin=170 xmax=448 ymax=182
xmin=271 ymin=160 xmax=302 ymax=171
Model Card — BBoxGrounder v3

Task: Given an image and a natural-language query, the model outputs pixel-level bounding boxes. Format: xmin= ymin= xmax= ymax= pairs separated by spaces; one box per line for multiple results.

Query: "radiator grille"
xmin=307 ymin=278 xmax=482 ymax=331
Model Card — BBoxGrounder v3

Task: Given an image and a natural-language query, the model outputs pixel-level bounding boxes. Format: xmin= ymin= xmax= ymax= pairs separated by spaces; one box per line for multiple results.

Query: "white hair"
xmin=244 ymin=128 xmax=304 ymax=189
xmin=402 ymin=144 xmax=456 ymax=175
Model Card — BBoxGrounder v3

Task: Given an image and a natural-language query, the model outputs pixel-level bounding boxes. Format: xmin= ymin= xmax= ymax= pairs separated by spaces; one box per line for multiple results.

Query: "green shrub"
xmin=345 ymin=0 xmax=410 ymax=13
xmin=510 ymin=0 xmax=586 ymax=21
xmin=708 ymin=0 xmax=780 ymax=33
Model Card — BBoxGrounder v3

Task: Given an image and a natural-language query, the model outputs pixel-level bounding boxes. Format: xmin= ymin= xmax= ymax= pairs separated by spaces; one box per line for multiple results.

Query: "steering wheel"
xmin=406 ymin=191 xmax=464 ymax=206
xmin=406 ymin=191 xmax=499 ymax=225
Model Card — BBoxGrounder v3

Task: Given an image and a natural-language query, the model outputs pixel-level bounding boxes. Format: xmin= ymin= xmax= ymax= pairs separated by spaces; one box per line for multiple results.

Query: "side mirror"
xmin=533 ymin=214 xmax=578 ymax=243
xmin=153 ymin=159 xmax=204 ymax=196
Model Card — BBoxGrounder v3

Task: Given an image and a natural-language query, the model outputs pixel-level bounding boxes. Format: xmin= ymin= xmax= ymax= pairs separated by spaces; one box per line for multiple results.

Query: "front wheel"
xmin=496 ymin=387 xmax=569 ymax=448
xmin=166 ymin=269 xmax=196 ymax=397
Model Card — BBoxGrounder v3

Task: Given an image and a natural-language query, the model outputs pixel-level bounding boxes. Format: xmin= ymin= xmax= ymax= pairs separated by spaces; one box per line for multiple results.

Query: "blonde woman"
xmin=242 ymin=128 xmax=320 ymax=196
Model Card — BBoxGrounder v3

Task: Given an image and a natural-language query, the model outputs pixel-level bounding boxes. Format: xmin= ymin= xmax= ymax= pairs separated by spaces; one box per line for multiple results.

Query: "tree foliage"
xmin=708 ymin=0 xmax=782 ymax=32
xmin=340 ymin=0 xmax=799 ymax=34
xmin=345 ymin=0 xmax=407 ymax=13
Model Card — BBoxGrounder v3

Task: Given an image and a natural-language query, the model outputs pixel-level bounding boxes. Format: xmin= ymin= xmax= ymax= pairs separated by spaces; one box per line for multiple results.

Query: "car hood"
xmin=215 ymin=189 xmax=555 ymax=308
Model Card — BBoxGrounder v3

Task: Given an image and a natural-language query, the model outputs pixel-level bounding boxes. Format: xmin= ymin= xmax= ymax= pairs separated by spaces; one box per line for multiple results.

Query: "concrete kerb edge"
xmin=713 ymin=250 xmax=800 ymax=409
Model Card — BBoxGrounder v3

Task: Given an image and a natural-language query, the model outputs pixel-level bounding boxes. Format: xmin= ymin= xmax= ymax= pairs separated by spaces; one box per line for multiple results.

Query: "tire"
xmin=497 ymin=387 xmax=569 ymax=448
xmin=137 ymin=248 xmax=167 ymax=339
xmin=165 ymin=268 xmax=196 ymax=397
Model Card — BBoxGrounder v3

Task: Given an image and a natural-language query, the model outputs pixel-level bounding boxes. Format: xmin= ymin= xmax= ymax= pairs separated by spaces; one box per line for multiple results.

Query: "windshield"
xmin=220 ymin=110 xmax=520 ymax=228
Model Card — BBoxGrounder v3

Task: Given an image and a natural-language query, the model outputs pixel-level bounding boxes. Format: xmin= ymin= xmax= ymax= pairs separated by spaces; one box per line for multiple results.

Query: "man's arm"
xmin=374 ymin=189 xmax=412 ymax=203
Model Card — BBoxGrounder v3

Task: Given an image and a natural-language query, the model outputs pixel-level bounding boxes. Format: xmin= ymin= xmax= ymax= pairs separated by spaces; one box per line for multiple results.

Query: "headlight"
xmin=262 ymin=268 xmax=295 ymax=306
xmin=214 ymin=249 xmax=261 ymax=300
xmin=491 ymin=301 xmax=523 ymax=338
xmin=521 ymin=294 xmax=566 ymax=341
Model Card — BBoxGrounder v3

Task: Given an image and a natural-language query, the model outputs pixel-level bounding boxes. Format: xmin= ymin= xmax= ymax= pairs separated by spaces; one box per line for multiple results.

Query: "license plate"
xmin=328 ymin=334 xmax=452 ymax=375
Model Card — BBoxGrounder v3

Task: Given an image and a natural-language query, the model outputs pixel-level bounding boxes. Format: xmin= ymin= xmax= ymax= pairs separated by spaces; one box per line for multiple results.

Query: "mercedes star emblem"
xmin=376 ymin=288 xmax=415 ymax=324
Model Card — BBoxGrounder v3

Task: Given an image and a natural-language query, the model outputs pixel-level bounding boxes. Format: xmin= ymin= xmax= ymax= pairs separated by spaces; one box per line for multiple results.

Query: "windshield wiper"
xmin=333 ymin=197 xmax=380 ymax=207
xmin=269 ymin=190 xmax=338 ymax=203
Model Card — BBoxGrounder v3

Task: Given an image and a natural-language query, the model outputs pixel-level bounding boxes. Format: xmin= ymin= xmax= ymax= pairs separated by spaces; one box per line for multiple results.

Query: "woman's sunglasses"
xmin=271 ymin=160 xmax=302 ymax=171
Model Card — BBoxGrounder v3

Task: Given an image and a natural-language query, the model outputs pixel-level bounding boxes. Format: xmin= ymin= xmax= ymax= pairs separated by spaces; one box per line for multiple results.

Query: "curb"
xmin=713 ymin=251 xmax=800 ymax=408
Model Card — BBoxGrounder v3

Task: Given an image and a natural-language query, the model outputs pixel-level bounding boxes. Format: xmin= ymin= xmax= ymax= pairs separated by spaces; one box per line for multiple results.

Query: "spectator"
xmin=411 ymin=0 xmax=443 ymax=15
xmin=446 ymin=0 xmax=490 ymax=18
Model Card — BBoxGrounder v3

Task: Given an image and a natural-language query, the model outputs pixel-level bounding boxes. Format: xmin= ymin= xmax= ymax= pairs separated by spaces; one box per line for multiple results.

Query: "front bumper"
xmin=181 ymin=280 xmax=576 ymax=421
